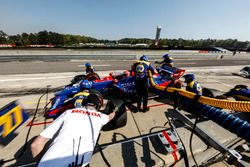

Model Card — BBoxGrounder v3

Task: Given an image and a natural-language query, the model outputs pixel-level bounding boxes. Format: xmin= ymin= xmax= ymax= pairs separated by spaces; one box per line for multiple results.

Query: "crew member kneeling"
xmin=183 ymin=74 xmax=202 ymax=96
xmin=31 ymin=93 xmax=115 ymax=167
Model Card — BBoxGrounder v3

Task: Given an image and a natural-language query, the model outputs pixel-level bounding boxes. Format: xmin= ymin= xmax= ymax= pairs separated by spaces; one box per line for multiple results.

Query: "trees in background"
xmin=0 ymin=30 xmax=8 ymax=44
xmin=0 ymin=30 xmax=250 ymax=50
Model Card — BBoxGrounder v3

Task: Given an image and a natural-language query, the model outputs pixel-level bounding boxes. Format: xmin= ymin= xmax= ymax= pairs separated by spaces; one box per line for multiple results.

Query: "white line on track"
xmin=176 ymin=62 xmax=197 ymax=65
xmin=0 ymin=76 xmax=72 ymax=82
xmin=186 ymin=68 xmax=226 ymax=72
xmin=77 ymin=64 xmax=111 ymax=67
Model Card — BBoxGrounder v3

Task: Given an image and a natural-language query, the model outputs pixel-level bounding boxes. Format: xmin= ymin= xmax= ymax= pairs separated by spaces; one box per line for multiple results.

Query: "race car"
xmin=46 ymin=67 xmax=185 ymax=118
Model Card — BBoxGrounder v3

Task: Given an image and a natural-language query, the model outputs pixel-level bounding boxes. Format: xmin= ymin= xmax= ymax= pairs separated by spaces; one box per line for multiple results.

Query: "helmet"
xmin=123 ymin=70 xmax=130 ymax=77
xmin=140 ymin=55 xmax=149 ymax=61
xmin=80 ymin=80 xmax=92 ymax=90
xmin=164 ymin=58 xmax=173 ymax=63
xmin=85 ymin=62 xmax=91 ymax=67
xmin=85 ymin=93 xmax=103 ymax=110
xmin=162 ymin=54 xmax=169 ymax=59
xmin=183 ymin=74 xmax=195 ymax=83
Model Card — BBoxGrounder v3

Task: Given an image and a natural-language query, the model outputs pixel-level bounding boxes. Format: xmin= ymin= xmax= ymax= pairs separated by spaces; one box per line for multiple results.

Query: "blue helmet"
xmin=85 ymin=62 xmax=91 ymax=67
xmin=80 ymin=80 xmax=92 ymax=90
xmin=183 ymin=74 xmax=195 ymax=83
xmin=164 ymin=57 xmax=173 ymax=63
xmin=162 ymin=54 xmax=169 ymax=59
xmin=140 ymin=55 xmax=149 ymax=61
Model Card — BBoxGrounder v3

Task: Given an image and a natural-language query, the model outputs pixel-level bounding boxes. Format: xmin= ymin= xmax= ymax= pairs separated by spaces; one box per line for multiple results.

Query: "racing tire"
xmin=106 ymin=85 xmax=122 ymax=99
xmin=102 ymin=99 xmax=127 ymax=131
xmin=90 ymin=89 xmax=103 ymax=97
xmin=202 ymin=88 xmax=214 ymax=98
xmin=71 ymin=74 xmax=86 ymax=85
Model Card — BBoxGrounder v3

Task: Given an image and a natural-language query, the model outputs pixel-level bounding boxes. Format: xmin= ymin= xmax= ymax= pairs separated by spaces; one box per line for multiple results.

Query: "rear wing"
xmin=0 ymin=101 xmax=29 ymax=138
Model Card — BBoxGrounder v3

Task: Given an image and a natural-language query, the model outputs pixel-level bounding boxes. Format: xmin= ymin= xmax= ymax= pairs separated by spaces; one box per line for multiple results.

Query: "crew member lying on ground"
xmin=216 ymin=85 xmax=250 ymax=101
xmin=31 ymin=93 xmax=115 ymax=167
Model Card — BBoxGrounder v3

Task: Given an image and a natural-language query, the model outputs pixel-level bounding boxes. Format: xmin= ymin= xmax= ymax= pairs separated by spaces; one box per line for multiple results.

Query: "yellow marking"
xmin=187 ymin=81 xmax=195 ymax=88
xmin=0 ymin=106 xmax=23 ymax=137
xmin=74 ymin=99 xmax=83 ymax=107
xmin=73 ymin=92 xmax=90 ymax=98
xmin=136 ymin=60 xmax=150 ymax=66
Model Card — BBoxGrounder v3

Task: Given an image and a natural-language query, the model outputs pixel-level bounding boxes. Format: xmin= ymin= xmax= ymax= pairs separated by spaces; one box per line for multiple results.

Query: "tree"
xmin=38 ymin=30 xmax=49 ymax=44
xmin=21 ymin=33 xmax=30 ymax=45
xmin=29 ymin=33 xmax=38 ymax=45
xmin=0 ymin=30 xmax=8 ymax=44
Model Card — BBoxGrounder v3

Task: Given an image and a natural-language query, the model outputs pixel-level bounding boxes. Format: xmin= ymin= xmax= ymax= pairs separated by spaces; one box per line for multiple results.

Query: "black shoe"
xmin=134 ymin=108 xmax=139 ymax=113
xmin=142 ymin=107 xmax=149 ymax=113
xmin=134 ymin=106 xmax=142 ymax=113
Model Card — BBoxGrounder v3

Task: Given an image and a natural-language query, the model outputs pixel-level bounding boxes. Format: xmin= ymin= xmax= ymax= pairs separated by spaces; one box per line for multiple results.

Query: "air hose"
xmin=148 ymin=71 xmax=250 ymax=112
xmin=181 ymin=99 xmax=250 ymax=143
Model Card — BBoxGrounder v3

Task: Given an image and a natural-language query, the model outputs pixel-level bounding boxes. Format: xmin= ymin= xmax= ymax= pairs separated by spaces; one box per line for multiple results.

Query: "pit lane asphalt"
xmin=0 ymin=52 xmax=250 ymax=166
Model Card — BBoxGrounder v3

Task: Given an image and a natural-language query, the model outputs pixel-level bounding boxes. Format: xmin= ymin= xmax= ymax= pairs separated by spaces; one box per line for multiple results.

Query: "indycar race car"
xmin=46 ymin=67 xmax=185 ymax=118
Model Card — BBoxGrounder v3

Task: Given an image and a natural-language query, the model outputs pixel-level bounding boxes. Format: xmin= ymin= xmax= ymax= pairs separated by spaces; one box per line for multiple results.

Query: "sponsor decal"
xmin=123 ymin=88 xmax=136 ymax=93
xmin=50 ymin=97 xmax=61 ymax=110
xmin=0 ymin=101 xmax=29 ymax=138
xmin=136 ymin=64 xmax=145 ymax=75
xmin=120 ymin=81 xmax=135 ymax=87
xmin=71 ymin=109 xmax=101 ymax=118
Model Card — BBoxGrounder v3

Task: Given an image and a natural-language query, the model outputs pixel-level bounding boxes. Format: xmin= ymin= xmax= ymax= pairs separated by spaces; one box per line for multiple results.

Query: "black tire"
xmin=102 ymin=99 xmax=127 ymax=131
xmin=89 ymin=89 xmax=103 ymax=107
xmin=90 ymin=89 xmax=102 ymax=97
xmin=71 ymin=75 xmax=86 ymax=84
xmin=106 ymin=85 xmax=122 ymax=99
xmin=202 ymin=88 xmax=214 ymax=97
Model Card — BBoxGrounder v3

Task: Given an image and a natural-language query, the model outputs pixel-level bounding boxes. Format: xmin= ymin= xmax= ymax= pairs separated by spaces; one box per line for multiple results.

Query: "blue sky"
xmin=1 ymin=0 xmax=250 ymax=41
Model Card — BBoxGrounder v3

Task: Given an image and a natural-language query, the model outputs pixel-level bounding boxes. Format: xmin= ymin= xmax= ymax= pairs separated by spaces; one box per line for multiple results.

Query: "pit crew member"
xmin=183 ymin=74 xmax=202 ymax=96
xmin=31 ymin=93 xmax=115 ymax=167
xmin=132 ymin=55 xmax=156 ymax=112
xmin=85 ymin=62 xmax=95 ymax=74
xmin=216 ymin=85 xmax=250 ymax=101
xmin=155 ymin=53 xmax=174 ymax=68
